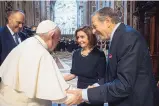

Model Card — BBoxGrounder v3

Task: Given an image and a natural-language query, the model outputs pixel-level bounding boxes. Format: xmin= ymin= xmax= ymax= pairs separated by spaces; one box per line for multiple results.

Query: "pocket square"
xmin=109 ymin=54 xmax=112 ymax=59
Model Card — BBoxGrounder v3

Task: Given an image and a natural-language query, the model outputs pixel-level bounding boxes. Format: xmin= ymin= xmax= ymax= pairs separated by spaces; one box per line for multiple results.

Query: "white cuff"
xmin=82 ymin=89 xmax=88 ymax=101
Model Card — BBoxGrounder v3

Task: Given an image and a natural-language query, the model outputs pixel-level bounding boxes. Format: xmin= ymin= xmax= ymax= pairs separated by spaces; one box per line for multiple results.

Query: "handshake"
xmin=63 ymin=85 xmax=96 ymax=106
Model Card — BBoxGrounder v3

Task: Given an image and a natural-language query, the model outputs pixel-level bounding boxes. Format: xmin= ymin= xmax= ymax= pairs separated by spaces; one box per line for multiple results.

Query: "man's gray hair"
xmin=7 ymin=9 xmax=24 ymax=18
xmin=7 ymin=9 xmax=24 ymax=23
xmin=93 ymin=7 xmax=121 ymax=24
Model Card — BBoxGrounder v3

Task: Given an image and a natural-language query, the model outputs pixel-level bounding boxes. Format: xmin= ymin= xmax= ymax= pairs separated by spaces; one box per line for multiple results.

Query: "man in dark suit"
xmin=0 ymin=9 xmax=25 ymax=65
xmin=65 ymin=7 xmax=157 ymax=106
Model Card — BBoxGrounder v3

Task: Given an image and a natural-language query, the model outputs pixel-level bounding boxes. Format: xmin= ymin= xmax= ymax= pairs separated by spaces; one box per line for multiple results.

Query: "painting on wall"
xmin=54 ymin=0 xmax=77 ymax=35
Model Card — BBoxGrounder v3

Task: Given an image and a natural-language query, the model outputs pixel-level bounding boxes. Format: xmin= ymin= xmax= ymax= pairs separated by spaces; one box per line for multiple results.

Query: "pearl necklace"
xmin=81 ymin=47 xmax=94 ymax=57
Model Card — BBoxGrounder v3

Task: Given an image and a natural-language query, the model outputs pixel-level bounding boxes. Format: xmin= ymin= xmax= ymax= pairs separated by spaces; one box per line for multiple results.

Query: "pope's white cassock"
xmin=0 ymin=35 xmax=71 ymax=106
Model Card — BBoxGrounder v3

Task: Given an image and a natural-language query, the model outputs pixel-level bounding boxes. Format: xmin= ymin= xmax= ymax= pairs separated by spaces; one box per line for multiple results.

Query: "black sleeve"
xmin=88 ymin=32 xmax=142 ymax=104
xmin=70 ymin=50 xmax=77 ymax=75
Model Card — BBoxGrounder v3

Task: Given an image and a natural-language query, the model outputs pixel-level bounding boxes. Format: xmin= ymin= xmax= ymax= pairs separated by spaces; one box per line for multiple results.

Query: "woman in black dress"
xmin=64 ymin=26 xmax=106 ymax=106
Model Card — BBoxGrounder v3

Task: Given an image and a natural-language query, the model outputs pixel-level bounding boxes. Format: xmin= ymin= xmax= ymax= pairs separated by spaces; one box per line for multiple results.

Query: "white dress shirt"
xmin=7 ymin=25 xmax=21 ymax=44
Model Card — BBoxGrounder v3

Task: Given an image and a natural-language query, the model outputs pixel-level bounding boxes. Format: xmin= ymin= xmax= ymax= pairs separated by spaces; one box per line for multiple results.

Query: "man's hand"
xmin=65 ymin=89 xmax=83 ymax=106
xmin=87 ymin=85 xmax=96 ymax=88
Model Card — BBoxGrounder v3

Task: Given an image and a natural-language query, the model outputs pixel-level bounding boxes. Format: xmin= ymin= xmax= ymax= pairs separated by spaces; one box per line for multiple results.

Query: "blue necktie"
xmin=14 ymin=33 xmax=19 ymax=45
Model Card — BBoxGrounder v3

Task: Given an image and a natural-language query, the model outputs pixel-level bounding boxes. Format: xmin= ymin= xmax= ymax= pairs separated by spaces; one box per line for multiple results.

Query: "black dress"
xmin=71 ymin=47 xmax=106 ymax=106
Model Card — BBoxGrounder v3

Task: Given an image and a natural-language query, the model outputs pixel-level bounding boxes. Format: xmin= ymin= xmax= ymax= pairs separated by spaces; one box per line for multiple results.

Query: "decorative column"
xmin=111 ymin=1 xmax=114 ymax=9
xmin=144 ymin=12 xmax=151 ymax=47
xmin=23 ymin=1 xmax=35 ymax=26
xmin=114 ymin=1 xmax=127 ymax=24
xmin=124 ymin=1 xmax=127 ymax=24
xmin=14 ymin=1 xmax=22 ymax=9
xmin=132 ymin=16 xmax=138 ymax=30
xmin=0 ymin=1 xmax=6 ymax=26
xmin=96 ymin=1 xmax=99 ymax=10
xmin=83 ymin=1 xmax=87 ymax=26
xmin=132 ymin=2 xmax=138 ymax=29
xmin=34 ymin=1 xmax=41 ymax=26
xmin=5 ymin=1 xmax=14 ymax=17
xmin=102 ymin=1 xmax=105 ymax=7
xmin=77 ymin=1 xmax=83 ymax=27
xmin=40 ymin=1 xmax=46 ymax=21
xmin=86 ymin=1 xmax=91 ymax=26
xmin=87 ymin=1 xmax=96 ymax=25
xmin=50 ymin=1 xmax=56 ymax=21
xmin=46 ymin=1 xmax=51 ymax=20
xmin=98 ymin=1 xmax=103 ymax=9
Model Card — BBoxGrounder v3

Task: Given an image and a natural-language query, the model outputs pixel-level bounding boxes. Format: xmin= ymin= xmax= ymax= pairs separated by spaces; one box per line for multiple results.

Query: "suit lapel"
xmin=4 ymin=26 xmax=17 ymax=46
xmin=106 ymin=23 xmax=126 ymax=81
xmin=109 ymin=23 xmax=125 ymax=53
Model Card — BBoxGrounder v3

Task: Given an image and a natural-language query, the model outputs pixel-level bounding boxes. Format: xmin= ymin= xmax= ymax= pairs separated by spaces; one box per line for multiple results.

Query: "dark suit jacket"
xmin=18 ymin=31 xmax=29 ymax=42
xmin=88 ymin=23 xmax=156 ymax=106
xmin=0 ymin=26 xmax=17 ymax=65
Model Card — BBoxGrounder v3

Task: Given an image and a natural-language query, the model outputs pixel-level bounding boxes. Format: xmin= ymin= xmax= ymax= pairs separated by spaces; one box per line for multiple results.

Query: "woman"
xmin=64 ymin=26 xmax=106 ymax=106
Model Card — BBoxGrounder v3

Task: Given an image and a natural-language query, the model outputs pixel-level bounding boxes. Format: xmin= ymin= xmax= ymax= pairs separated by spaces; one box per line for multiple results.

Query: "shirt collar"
xmin=109 ymin=23 xmax=121 ymax=46
xmin=34 ymin=35 xmax=48 ymax=50
xmin=7 ymin=25 xmax=14 ymax=36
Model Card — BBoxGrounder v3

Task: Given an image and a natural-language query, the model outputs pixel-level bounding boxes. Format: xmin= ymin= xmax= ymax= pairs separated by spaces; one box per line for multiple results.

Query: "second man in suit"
xmin=0 ymin=9 xmax=25 ymax=65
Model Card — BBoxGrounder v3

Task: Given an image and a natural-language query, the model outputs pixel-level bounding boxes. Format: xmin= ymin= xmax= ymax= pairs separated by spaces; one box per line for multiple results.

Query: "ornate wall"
xmin=114 ymin=1 xmax=127 ymax=24
xmin=0 ymin=1 xmax=14 ymax=26
xmin=0 ymin=1 xmax=53 ymax=27
xmin=0 ymin=1 xmax=128 ymax=32
xmin=85 ymin=1 xmax=127 ymax=26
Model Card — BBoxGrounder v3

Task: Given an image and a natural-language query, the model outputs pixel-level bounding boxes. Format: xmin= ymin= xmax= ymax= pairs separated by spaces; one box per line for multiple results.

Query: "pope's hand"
xmin=65 ymin=89 xmax=83 ymax=106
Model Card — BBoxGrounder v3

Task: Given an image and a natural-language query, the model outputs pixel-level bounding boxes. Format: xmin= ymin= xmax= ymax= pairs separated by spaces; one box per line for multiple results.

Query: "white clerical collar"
xmin=7 ymin=24 xmax=14 ymax=35
xmin=34 ymin=35 xmax=48 ymax=50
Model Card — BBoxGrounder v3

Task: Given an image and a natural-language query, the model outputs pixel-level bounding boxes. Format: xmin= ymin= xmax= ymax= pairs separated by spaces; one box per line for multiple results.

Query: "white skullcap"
xmin=36 ymin=20 xmax=57 ymax=34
